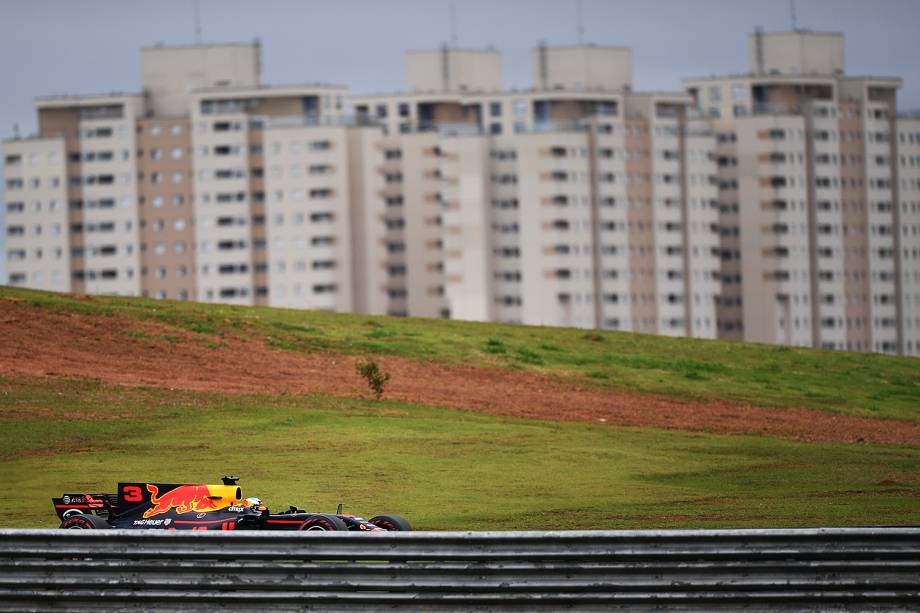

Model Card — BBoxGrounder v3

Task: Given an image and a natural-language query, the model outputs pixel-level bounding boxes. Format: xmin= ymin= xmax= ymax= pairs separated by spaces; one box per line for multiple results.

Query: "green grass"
xmin=0 ymin=377 xmax=917 ymax=530
xmin=2 ymin=286 xmax=919 ymax=421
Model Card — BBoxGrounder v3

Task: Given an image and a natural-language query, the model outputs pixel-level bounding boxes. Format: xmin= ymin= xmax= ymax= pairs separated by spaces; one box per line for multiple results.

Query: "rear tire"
xmin=369 ymin=514 xmax=412 ymax=531
xmin=297 ymin=514 xmax=348 ymax=531
xmin=61 ymin=514 xmax=112 ymax=529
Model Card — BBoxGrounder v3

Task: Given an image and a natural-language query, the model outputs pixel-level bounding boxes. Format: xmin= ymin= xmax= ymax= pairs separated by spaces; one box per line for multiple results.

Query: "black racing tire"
xmin=297 ymin=514 xmax=348 ymax=531
xmin=61 ymin=514 xmax=113 ymax=529
xmin=369 ymin=514 xmax=412 ymax=531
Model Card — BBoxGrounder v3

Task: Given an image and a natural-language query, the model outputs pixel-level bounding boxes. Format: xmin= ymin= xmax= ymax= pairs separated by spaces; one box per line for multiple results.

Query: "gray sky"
xmin=1 ymin=0 xmax=919 ymax=282
xmin=1 ymin=0 xmax=919 ymax=137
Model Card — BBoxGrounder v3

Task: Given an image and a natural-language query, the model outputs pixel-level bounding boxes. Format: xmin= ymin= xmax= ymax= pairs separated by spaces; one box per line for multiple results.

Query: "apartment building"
xmin=352 ymin=46 xmax=721 ymax=335
xmin=684 ymin=30 xmax=920 ymax=355
xmin=4 ymin=33 xmax=916 ymax=353
xmin=3 ymin=43 xmax=385 ymax=314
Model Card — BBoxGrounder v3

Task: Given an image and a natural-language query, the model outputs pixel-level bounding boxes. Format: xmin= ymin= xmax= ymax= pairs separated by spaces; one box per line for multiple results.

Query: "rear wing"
xmin=51 ymin=493 xmax=116 ymax=520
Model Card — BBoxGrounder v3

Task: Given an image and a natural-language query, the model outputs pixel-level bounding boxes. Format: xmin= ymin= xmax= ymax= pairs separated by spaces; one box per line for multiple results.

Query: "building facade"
xmin=3 ymin=43 xmax=384 ymax=313
xmin=684 ymin=30 xmax=920 ymax=355
xmin=3 ymin=33 xmax=917 ymax=354
xmin=352 ymin=46 xmax=721 ymax=335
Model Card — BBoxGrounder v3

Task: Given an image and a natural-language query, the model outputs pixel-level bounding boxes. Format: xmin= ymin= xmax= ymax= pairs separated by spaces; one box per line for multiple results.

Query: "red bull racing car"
xmin=52 ymin=476 xmax=411 ymax=532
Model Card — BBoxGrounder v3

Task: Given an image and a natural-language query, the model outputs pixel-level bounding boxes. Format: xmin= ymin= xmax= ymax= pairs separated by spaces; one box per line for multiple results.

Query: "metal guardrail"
xmin=1 ymin=528 xmax=918 ymax=611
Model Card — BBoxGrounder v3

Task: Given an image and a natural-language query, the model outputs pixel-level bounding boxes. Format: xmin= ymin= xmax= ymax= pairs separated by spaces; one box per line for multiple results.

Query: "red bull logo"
xmin=143 ymin=484 xmax=221 ymax=518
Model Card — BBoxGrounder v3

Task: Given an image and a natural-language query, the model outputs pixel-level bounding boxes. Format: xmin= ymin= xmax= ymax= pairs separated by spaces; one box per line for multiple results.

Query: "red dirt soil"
xmin=1 ymin=298 xmax=918 ymax=446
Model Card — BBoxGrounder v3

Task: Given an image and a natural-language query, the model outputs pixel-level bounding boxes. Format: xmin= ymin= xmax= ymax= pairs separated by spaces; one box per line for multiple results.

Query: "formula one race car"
xmin=52 ymin=476 xmax=411 ymax=532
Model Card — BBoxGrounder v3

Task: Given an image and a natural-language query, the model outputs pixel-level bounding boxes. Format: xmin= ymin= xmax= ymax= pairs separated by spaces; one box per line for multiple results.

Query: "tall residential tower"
xmin=684 ymin=30 xmax=920 ymax=355
xmin=4 ymin=32 xmax=917 ymax=354
xmin=352 ymin=46 xmax=721 ymax=335
xmin=3 ymin=43 xmax=387 ymax=313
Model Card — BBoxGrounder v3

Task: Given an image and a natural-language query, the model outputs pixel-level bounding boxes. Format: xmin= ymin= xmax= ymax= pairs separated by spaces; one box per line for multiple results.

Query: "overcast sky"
xmin=1 ymin=0 xmax=919 ymax=281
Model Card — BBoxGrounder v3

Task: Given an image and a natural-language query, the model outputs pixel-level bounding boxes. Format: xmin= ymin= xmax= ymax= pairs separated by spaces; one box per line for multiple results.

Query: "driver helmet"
xmin=244 ymin=497 xmax=262 ymax=507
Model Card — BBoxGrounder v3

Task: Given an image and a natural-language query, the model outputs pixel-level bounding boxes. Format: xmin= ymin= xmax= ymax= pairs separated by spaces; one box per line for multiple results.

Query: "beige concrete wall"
xmin=748 ymin=31 xmax=844 ymax=76
xmin=735 ymin=115 xmax=812 ymax=345
xmin=864 ymin=94 xmax=900 ymax=353
xmin=142 ymin=43 xmax=261 ymax=116
xmin=76 ymin=98 xmax=143 ymax=296
xmin=35 ymin=108 xmax=84 ymax=292
xmin=398 ymin=132 xmax=449 ymax=318
xmin=346 ymin=126 xmax=388 ymax=315
xmin=838 ymin=100 xmax=871 ymax=351
xmin=624 ymin=117 xmax=657 ymax=334
xmin=441 ymin=136 xmax=493 ymax=322
xmin=897 ymin=118 xmax=920 ymax=356
xmin=532 ymin=46 xmax=632 ymax=91
xmin=33 ymin=97 xmax=144 ymax=297
xmin=593 ymin=121 xmax=632 ymax=332
xmin=2 ymin=137 xmax=70 ymax=293
xmin=516 ymin=131 xmax=597 ymax=328
xmin=406 ymin=49 xmax=501 ymax=93
xmin=682 ymin=120 xmax=721 ymax=339
xmin=189 ymin=110 xmax=254 ymax=305
xmin=262 ymin=125 xmax=354 ymax=311
xmin=247 ymin=127 xmax=268 ymax=305
xmin=137 ymin=117 xmax=196 ymax=300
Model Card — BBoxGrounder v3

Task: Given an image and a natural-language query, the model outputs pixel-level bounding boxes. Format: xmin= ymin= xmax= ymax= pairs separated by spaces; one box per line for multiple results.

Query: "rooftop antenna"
xmin=538 ymin=40 xmax=548 ymax=89
xmin=13 ymin=122 xmax=19 ymax=139
xmin=254 ymin=37 xmax=262 ymax=83
xmin=449 ymin=1 xmax=458 ymax=47
xmin=790 ymin=0 xmax=798 ymax=30
xmin=576 ymin=0 xmax=584 ymax=44
xmin=194 ymin=0 xmax=203 ymax=44
xmin=441 ymin=43 xmax=450 ymax=91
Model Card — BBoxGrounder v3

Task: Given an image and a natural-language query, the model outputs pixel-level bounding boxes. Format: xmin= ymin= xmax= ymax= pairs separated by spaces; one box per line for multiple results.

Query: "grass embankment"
xmin=1 ymin=377 xmax=917 ymax=530
xmin=2 ymin=287 xmax=919 ymax=421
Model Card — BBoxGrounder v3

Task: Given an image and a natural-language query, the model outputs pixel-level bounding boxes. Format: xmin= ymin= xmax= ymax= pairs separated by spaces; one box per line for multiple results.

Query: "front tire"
xmin=369 ymin=514 xmax=412 ymax=531
xmin=61 ymin=514 xmax=113 ymax=529
xmin=297 ymin=514 xmax=348 ymax=531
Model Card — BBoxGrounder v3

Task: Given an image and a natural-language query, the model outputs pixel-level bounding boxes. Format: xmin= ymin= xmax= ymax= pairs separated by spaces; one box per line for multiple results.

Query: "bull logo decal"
xmin=142 ymin=484 xmax=221 ymax=518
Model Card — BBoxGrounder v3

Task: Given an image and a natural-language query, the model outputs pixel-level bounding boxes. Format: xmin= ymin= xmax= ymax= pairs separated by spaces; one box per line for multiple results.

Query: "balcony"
xmin=752 ymin=103 xmax=802 ymax=116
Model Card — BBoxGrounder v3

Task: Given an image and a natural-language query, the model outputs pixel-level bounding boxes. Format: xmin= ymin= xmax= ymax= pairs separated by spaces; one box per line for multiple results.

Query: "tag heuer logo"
xmin=164 ymin=518 xmax=172 ymax=526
